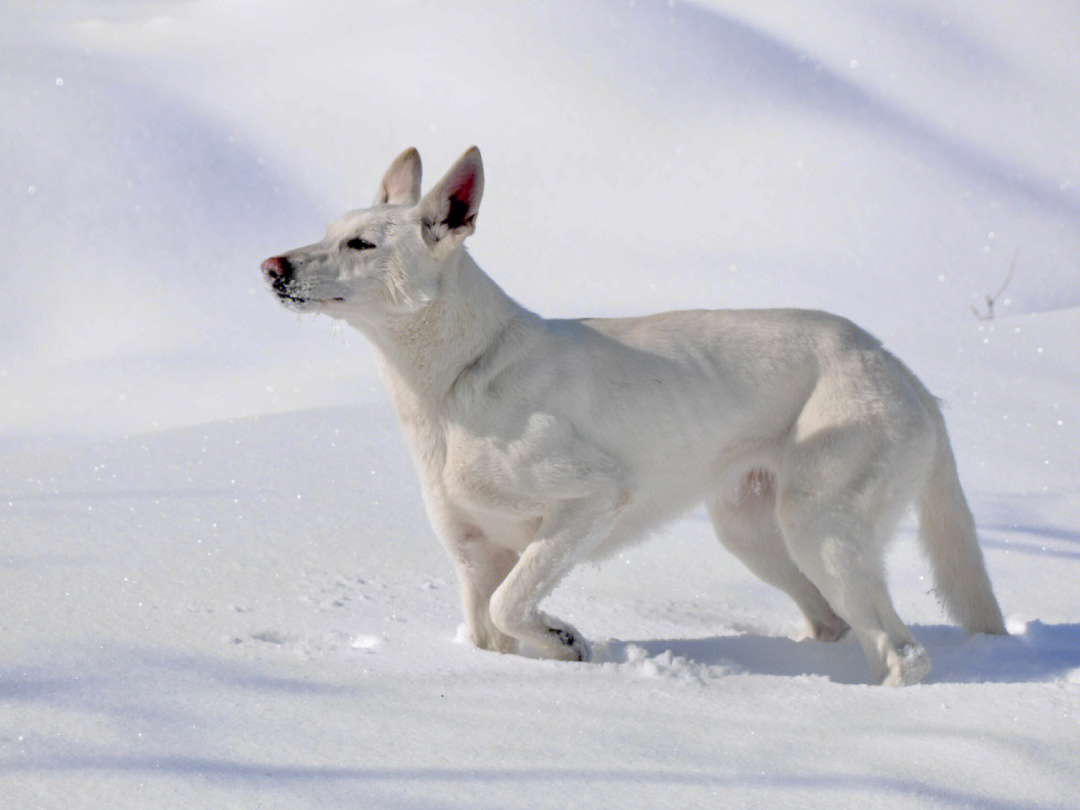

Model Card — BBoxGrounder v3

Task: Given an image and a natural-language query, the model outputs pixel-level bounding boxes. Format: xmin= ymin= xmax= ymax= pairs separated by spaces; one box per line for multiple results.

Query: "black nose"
xmin=261 ymin=255 xmax=292 ymax=281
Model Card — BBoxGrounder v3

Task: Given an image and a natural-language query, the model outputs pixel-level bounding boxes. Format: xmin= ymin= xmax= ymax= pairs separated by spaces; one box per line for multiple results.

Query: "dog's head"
xmin=261 ymin=147 xmax=483 ymax=330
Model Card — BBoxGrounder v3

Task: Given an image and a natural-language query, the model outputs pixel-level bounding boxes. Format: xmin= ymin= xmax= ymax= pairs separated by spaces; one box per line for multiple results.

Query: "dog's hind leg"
xmin=776 ymin=488 xmax=930 ymax=686
xmin=708 ymin=471 xmax=849 ymax=642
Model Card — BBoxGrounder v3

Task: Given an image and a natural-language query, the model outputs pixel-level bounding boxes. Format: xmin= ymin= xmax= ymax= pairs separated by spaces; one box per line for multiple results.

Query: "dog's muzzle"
xmin=261 ymin=255 xmax=304 ymax=305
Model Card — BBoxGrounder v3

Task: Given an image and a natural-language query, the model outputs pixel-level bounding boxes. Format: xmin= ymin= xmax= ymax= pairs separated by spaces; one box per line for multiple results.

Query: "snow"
xmin=3 ymin=2 xmax=1079 ymax=808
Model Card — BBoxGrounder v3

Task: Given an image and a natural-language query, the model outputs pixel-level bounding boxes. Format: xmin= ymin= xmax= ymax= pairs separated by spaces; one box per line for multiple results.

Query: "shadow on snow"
xmin=602 ymin=620 xmax=1080 ymax=685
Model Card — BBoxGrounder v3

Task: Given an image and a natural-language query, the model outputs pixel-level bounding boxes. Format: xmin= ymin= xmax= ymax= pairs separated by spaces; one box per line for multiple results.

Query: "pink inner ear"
xmin=451 ymin=168 xmax=476 ymax=205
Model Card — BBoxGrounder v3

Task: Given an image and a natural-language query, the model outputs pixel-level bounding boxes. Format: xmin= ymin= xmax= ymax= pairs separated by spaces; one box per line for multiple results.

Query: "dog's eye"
xmin=345 ymin=237 xmax=376 ymax=251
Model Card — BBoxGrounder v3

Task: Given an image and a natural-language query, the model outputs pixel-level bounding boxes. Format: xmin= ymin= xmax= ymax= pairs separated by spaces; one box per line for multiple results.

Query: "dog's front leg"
xmin=451 ymin=533 xmax=520 ymax=653
xmin=487 ymin=494 xmax=620 ymax=662
xmin=425 ymin=499 xmax=520 ymax=653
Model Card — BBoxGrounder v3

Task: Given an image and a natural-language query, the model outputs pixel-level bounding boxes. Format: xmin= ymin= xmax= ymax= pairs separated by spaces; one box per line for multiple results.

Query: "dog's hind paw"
xmin=882 ymin=642 xmax=932 ymax=686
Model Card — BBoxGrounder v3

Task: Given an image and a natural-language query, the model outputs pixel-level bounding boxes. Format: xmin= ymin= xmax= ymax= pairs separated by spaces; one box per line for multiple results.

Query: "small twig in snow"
xmin=971 ymin=249 xmax=1017 ymax=321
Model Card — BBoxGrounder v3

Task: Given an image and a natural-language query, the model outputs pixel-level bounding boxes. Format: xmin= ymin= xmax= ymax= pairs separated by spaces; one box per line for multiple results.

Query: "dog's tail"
xmin=916 ymin=408 xmax=1007 ymax=635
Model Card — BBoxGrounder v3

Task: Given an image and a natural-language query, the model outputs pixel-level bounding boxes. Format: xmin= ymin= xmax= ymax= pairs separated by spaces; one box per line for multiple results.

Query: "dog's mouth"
xmin=272 ymin=286 xmax=346 ymax=311
xmin=269 ymin=278 xmax=316 ymax=310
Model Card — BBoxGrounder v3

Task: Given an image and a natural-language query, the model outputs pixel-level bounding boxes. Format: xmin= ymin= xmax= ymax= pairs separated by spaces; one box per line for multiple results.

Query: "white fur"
xmin=262 ymin=147 xmax=1007 ymax=685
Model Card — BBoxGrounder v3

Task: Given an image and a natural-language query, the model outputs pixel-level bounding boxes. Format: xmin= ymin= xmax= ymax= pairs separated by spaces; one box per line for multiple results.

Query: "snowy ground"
xmin=3 ymin=2 xmax=1079 ymax=808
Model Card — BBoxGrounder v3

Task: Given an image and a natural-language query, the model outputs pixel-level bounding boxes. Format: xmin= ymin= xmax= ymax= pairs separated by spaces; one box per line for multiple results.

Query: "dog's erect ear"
xmin=375 ymin=147 xmax=422 ymax=206
xmin=419 ymin=146 xmax=483 ymax=247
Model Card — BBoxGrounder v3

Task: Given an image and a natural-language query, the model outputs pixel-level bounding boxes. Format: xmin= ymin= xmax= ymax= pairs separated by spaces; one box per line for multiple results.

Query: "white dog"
xmin=262 ymin=147 xmax=1006 ymax=685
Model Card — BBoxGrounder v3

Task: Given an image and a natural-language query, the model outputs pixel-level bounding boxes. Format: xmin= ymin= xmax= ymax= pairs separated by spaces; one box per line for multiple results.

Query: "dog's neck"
xmin=370 ymin=248 xmax=523 ymax=407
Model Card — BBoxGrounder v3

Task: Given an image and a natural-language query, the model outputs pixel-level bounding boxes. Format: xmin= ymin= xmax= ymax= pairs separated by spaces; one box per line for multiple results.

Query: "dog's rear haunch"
xmin=262 ymin=147 xmax=1006 ymax=685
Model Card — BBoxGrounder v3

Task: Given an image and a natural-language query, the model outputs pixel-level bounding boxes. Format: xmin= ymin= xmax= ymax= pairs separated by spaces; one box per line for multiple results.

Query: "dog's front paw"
xmin=464 ymin=621 xmax=520 ymax=655
xmin=544 ymin=618 xmax=589 ymax=662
